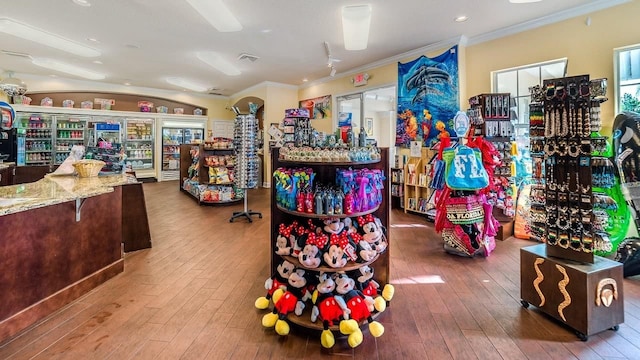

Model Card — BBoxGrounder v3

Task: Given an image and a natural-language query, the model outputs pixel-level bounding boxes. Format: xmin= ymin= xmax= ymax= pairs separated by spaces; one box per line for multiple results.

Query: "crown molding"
xmin=467 ymin=0 xmax=631 ymax=46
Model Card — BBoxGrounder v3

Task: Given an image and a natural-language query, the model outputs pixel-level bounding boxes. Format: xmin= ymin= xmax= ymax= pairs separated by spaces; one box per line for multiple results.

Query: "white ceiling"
xmin=0 ymin=0 xmax=630 ymax=97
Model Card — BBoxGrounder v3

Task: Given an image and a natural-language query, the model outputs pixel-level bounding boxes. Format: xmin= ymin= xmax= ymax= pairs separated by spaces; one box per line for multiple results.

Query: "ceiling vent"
xmin=208 ymin=87 xmax=225 ymax=95
xmin=237 ymin=53 xmax=259 ymax=62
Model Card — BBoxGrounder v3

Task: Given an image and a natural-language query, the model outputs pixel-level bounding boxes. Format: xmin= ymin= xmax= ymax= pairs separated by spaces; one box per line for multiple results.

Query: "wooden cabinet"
xmin=520 ymin=244 xmax=624 ymax=340
xmin=0 ymin=166 xmax=12 ymax=186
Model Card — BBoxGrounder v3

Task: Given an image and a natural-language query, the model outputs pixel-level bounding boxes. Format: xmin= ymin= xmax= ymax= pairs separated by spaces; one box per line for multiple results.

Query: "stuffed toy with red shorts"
xmin=255 ymin=260 xmax=295 ymax=309
xmin=262 ymin=268 xmax=313 ymax=336
xmin=310 ymin=272 xmax=347 ymax=348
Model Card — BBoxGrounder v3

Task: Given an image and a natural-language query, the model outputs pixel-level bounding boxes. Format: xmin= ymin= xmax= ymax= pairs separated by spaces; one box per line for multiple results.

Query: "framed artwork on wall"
xmin=365 ymin=117 xmax=373 ymax=136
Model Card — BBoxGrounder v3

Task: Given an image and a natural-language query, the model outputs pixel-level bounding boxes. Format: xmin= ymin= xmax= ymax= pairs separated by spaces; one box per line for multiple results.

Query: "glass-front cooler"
xmin=53 ymin=115 xmax=89 ymax=165
xmin=161 ymin=125 xmax=204 ymax=181
xmin=16 ymin=112 xmax=54 ymax=166
xmin=123 ymin=118 xmax=154 ymax=173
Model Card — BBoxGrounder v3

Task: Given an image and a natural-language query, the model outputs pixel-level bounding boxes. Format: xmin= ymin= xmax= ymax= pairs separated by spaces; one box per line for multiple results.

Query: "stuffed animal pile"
xmin=257 ymin=260 xmax=394 ymax=348
xmin=274 ymin=215 xmax=388 ymax=268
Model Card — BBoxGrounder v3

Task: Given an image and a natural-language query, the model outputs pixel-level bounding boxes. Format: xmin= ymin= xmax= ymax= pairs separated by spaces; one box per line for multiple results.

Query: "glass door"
xmin=124 ymin=118 xmax=154 ymax=171
xmin=53 ymin=115 xmax=89 ymax=165
xmin=184 ymin=128 xmax=204 ymax=144
xmin=162 ymin=127 xmax=183 ymax=171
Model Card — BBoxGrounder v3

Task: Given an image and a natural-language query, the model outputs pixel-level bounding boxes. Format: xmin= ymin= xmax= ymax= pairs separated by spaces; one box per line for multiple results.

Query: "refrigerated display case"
xmin=123 ymin=118 xmax=154 ymax=176
xmin=15 ymin=113 xmax=52 ymax=165
xmin=161 ymin=125 xmax=204 ymax=181
xmin=53 ymin=115 xmax=88 ymax=165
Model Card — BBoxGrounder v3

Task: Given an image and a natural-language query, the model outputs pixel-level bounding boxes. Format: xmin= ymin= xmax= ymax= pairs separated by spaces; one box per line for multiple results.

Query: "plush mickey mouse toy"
xmin=353 ymin=265 xmax=394 ymax=312
xmin=275 ymin=223 xmax=295 ymax=256
xmin=310 ymin=272 xmax=347 ymax=348
xmin=262 ymin=268 xmax=314 ymax=336
xmin=344 ymin=218 xmax=377 ymax=262
xmin=255 ymin=260 xmax=295 ymax=310
xmin=334 ymin=273 xmax=385 ymax=348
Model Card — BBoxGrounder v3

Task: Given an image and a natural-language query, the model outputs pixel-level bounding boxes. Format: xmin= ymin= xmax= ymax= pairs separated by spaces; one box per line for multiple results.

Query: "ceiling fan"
xmin=324 ymin=41 xmax=341 ymax=76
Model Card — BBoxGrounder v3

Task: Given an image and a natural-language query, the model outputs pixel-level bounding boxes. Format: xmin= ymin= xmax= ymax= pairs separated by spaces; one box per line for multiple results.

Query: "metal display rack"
xmin=230 ymin=114 xmax=262 ymax=222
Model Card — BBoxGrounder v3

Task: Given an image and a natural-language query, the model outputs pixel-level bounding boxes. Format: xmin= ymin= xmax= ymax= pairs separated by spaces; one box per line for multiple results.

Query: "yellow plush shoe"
xmin=262 ymin=312 xmax=278 ymax=328
xmin=374 ymin=296 xmax=386 ymax=313
xmin=339 ymin=319 xmax=359 ymax=335
xmin=320 ymin=329 xmax=335 ymax=348
xmin=273 ymin=289 xmax=284 ymax=304
xmin=255 ymin=296 xmax=270 ymax=310
xmin=347 ymin=329 xmax=364 ymax=348
xmin=369 ymin=321 xmax=384 ymax=337
xmin=382 ymin=284 xmax=395 ymax=302
xmin=275 ymin=319 xmax=290 ymax=336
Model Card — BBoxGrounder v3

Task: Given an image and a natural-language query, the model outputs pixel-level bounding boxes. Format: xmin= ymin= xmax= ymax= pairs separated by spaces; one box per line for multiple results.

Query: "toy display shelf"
xmin=280 ymin=253 xmax=380 ymax=273
xmin=269 ymin=147 xmax=390 ymax=335
xmin=287 ymin=305 xmax=383 ymax=332
xmin=277 ymin=158 xmax=381 ymax=166
xmin=179 ymin=144 xmax=243 ymax=205
xmin=275 ymin=204 xmax=379 ymax=219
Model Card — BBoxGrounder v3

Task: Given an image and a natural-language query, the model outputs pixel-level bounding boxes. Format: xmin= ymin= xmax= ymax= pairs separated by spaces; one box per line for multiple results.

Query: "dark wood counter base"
xmin=0 ymin=187 xmax=124 ymax=342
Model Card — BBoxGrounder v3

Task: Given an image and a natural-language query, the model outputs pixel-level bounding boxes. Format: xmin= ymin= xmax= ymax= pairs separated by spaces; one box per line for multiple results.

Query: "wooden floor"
xmin=1 ymin=180 xmax=640 ymax=359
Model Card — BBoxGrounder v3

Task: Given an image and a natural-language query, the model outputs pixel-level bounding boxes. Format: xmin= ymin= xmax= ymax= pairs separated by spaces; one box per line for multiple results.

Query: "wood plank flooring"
xmin=1 ymin=180 xmax=640 ymax=359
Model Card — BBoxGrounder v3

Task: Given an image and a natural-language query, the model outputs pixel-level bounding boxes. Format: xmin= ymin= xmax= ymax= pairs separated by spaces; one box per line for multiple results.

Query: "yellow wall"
xmin=466 ymin=0 xmax=639 ymax=135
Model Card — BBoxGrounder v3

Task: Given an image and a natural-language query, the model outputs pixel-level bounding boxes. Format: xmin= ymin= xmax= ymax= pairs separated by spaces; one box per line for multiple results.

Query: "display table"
xmin=0 ymin=174 xmax=139 ymax=342
xmin=520 ymin=244 xmax=624 ymax=340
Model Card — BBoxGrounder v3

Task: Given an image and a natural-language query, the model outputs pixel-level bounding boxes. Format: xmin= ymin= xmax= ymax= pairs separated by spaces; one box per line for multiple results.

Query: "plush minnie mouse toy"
xmin=298 ymin=229 xmax=328 ymax=268
xmin=262 ymin=268 xmax=314 ymax=336
xmin=358 ymin=214 xmax=388 ymax=254
xmin=255 ymin=260 xmax=295 ymax=309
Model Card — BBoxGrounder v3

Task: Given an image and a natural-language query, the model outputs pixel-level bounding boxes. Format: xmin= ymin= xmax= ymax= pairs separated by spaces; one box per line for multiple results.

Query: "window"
xmin=616 ymin=45 xmax=640 ymax=114
xmin=492 ymin=58 xmax=568 ymax=137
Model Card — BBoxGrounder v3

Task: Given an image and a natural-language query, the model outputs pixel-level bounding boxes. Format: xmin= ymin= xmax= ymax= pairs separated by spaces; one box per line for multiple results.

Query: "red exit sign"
xmin=352 ymin=73 xmax=369 ymax=87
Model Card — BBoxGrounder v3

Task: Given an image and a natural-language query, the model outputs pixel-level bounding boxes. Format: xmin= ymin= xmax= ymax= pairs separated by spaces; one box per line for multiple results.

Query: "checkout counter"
xmin=0 ymin=171 xmax=151 ymax=342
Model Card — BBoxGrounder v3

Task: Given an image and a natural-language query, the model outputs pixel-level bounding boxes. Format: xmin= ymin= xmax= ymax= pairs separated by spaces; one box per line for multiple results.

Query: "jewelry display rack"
xmin=230 ymin=113 xmax=262 ymax=222
xmin=521 ymin=75 xmax=623 ymax=341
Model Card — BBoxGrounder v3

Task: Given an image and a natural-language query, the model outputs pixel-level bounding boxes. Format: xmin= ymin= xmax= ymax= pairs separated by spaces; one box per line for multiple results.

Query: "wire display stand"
xmin=230 ymin=113 xmax=262 ymax=223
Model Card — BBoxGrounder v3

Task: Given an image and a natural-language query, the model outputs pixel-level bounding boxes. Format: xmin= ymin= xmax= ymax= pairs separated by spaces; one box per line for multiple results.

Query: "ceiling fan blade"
xmin=324 ymin=41 xmax=332 ymax=57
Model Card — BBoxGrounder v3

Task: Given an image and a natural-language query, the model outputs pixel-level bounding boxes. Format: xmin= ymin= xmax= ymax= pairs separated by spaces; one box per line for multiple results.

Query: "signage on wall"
xmin=352 ymin=73 xmax=370 ymax=87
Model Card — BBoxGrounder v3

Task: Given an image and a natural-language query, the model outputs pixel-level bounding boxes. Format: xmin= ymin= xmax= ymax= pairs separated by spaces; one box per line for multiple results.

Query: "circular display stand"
xmin=278 ymin=158 xmax=381 ymax=166
xmin=281 ymin=253 xmax=379 ymax=273
xmin=276 ymin=204 xmax=380 ymax=219
xmin=287 ymin=308 xmax=384 ymax=332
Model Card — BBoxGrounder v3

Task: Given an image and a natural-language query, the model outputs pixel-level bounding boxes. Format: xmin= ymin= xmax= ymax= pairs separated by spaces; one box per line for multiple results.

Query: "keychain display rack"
xmin=230 ymin=114 xmax=262 ymax=223
xmin=531 ymin=74 xmax=595 ymax=263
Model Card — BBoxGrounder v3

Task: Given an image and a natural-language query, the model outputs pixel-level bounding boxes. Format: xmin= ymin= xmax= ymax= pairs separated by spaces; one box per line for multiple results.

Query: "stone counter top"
xmin=0 ymin=173 xmax=138 ymax=216
xmin=0 ymin=162 xmax=15 ymax=170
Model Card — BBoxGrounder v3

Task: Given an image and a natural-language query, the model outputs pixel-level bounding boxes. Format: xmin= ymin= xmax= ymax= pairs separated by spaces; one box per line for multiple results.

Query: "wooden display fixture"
xmin=403 ymin=148 xmax=434 ymax=215
xmin=179 ymin=143 xmax=242 ymax=205
xmin=269 ymin=147 xmax=390 ymax=334
xmin=276 ymin=204 xmax=379 ymax=219
xmin=520 ymin=244 xmax=624 ymax=341
xmin=390 ymin=167 xmax=404 ymax=209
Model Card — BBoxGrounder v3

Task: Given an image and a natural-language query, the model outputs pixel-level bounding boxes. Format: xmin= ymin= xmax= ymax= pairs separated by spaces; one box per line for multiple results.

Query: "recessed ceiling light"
xmin=196 ymin=51 xmax=241 ymax=76
xmin=260 ymin=29 xmax=272 ymax=33
xmin=92 ymin=60 xmax=102 ymax=64
xmin=186 ymin=0 xmax=242 ymax=32
xmin=166 ymin=77 xmax=208 ymax=92
xmin=342 ymin=5 xmax=372 ymax=51
xmin=302 ymin=78 xmax=308 ymax=82
xmin=0 ymin=18 xmax=100 ymax=57
xmin=124 ymin=82 xmax=131 ymax=86
xmin=87 ymin=38 xmax=99 ymax=43
xmin=71 ymin=0 xmax=91 ymax=7
xmin=509 ymin=0 xmax=542 ymax=3
xmin=454 ymin=15 xmax=469 ymax=22
xmin=31 ymin=57 xmax=106 ymax=80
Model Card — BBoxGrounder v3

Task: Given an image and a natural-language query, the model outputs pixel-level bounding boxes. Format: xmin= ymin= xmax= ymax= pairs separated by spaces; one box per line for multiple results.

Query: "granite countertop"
xmin=0 ymin=173 xmax=138 ymax=216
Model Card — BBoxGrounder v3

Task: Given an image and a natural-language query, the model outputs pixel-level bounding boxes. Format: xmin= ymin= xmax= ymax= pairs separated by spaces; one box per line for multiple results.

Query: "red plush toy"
xmin=310 ymin=272 xmax=347 ymax=348
xmin=262 ymin=268 xmax=313 ymax=336
xmin=254 ymin=260 xmax=295 ymax=309
xmin=334 ymin=273 xmax=385 ymax=348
